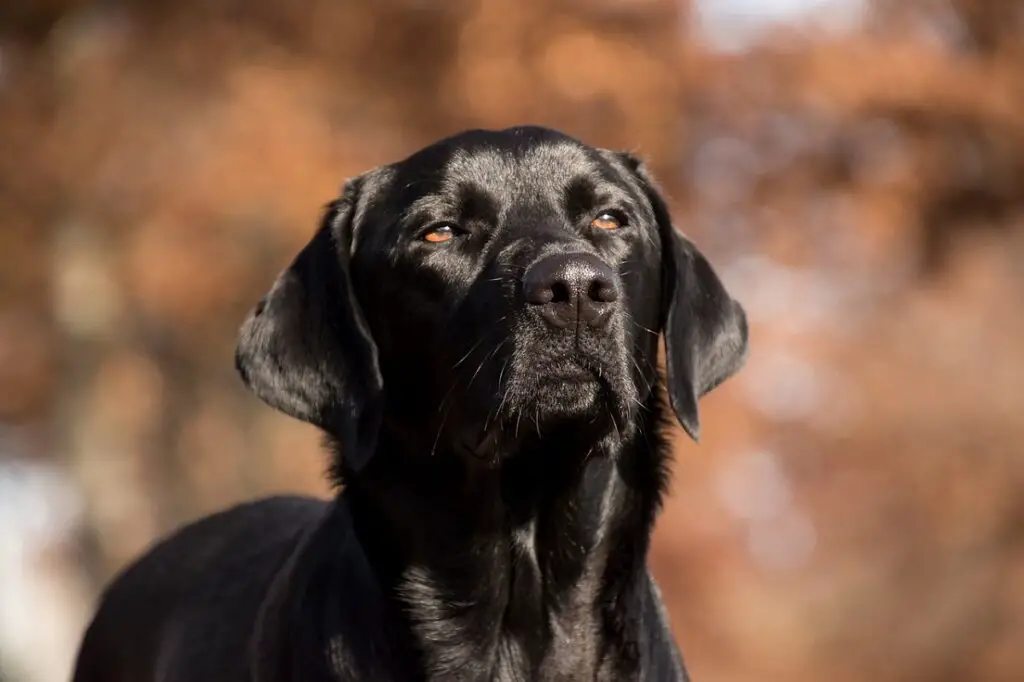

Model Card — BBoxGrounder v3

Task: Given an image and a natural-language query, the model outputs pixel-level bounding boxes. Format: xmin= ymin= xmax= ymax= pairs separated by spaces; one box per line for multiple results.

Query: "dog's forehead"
xmin=352 ymin=131 xmax=644 ymax=252
xmin=440 ymin=141 xmax=599 ymax=194
xmin=392 ymin=129 xmax=620 ymax=204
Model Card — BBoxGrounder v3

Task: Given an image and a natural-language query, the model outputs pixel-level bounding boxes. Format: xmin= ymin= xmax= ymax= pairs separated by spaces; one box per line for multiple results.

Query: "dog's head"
xmin=236 ymin=127 xmax=748 ymax=472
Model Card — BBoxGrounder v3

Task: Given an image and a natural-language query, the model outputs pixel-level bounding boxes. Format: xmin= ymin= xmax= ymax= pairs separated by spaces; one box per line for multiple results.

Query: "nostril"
xmin=588 ymin=278 xmax=618 ymax=304
xmin=550 ymin=280 xmax=571 ymax=304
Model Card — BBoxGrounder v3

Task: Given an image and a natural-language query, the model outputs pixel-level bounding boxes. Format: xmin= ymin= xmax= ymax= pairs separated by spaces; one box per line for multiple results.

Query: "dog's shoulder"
xmin=75 ymin=496 xmax=329 ymax=682
xmin=110 ymin=495 xmax=329 ymax=600
xmin=250 ymin=497 xmax=420 ymax=682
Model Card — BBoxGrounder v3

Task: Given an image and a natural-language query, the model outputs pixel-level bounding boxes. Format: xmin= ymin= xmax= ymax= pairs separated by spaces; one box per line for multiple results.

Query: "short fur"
xmin=72 ymin=126 xmax=748 ymax=682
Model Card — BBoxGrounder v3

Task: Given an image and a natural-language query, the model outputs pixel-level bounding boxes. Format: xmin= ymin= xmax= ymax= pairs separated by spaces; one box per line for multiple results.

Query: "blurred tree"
xmin=1 ymin=0 xmax=1023 ymax=680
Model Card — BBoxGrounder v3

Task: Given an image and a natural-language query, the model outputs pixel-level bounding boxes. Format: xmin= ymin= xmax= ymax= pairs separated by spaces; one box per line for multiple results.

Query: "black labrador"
xmin=72 ymin=125 xmax=748 ymax=682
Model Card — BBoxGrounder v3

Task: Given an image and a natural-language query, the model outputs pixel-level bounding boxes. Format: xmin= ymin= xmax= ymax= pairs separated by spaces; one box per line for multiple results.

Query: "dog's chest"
xmin=496 ymin=602 xmax=636 ymax=682
xmin=401 ymin=547 xmax=628 ymax=681
xmin=534 ymin=606 xmax=602 ymax=680
xmin=457 ymin=597 xmax=609 ymax=682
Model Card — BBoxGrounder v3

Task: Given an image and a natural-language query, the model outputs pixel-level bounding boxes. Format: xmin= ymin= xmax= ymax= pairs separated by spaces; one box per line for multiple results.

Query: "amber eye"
xmin=590 ymin=212 xmax=623 ymax=230
xmin=423 ymin=224 xmax=458 ymax=243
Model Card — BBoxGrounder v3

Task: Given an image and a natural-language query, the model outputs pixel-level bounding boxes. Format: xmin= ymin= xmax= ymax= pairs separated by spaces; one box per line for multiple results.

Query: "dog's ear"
xmin=235 ymin=175 xmax=383 ymax=471
xmin=619 ymin=153 xmax=749 ymax=442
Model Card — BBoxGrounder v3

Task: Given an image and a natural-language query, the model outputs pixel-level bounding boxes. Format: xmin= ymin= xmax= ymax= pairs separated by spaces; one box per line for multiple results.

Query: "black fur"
xmin=72 ymin=126 xmax=749 ymax=682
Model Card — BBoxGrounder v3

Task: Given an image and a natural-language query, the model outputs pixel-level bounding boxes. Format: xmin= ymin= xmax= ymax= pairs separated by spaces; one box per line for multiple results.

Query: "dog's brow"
xmin=407 ymin=193 xmax=455 ymax=218
xmin=565 ymin=177 xmax=598 ymax=222
xmin=564 ymin=176 xmax=636 ymax=218
xmin=455 ymin=183 xmax=500 ymax=224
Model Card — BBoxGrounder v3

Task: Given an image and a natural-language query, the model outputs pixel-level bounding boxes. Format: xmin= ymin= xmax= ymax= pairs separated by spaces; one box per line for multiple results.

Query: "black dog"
xmin=72 ymin=126 xmax=748 ymax=682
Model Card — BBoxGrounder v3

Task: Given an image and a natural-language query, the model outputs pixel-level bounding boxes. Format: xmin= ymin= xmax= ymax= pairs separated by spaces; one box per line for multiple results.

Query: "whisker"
xmin=467 ymin=340 xmax=506 ymax=388
xmin=452 ymin=317 xmax=510 ymax=371
xmin=608 ymin=406 xmax=622 ymax=442
xmin=436 ymin=377 xmax=459 ymax=414
xmin=488 ymin=357 xmax=514 ymax=429
xmin=625 ymin=313 xmax=658 ymax=337
xmin=430 ymin=404 xmax=452 ymax=458
xmin=453 ymin=338 xmax=486 ymax=368
xmin=627 ymin=353 xmax=653 ymax=399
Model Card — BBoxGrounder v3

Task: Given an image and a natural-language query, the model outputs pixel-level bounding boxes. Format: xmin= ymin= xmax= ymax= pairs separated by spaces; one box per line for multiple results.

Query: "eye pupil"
xmin=591 ymin=213 xmax=622 ymax=230
xmin=423 ymin=224 xmax=456 ymax=243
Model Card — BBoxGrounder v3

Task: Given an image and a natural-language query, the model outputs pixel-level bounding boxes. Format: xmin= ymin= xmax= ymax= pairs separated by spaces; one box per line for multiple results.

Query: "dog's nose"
xmin=523 ymin=252 xmax=619 ymax=329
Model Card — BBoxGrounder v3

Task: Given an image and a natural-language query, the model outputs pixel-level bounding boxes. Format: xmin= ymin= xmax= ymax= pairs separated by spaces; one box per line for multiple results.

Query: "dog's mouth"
xmin=440 ymin=308 xmax=639 ymax=462
xmin=538 ymin=358 xmax=601 ymax=383
xmin=457 ymin=368 xmax=634 ymax=464
xmin=534 ymin=354 xmax=624 ymax=409
xmin=472 ymin=344 xmax=634 ymax=442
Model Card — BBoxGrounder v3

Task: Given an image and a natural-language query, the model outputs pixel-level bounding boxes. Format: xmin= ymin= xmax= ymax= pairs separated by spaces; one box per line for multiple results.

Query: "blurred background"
xmin=1 ymin=0 xmax=1023 ymax=680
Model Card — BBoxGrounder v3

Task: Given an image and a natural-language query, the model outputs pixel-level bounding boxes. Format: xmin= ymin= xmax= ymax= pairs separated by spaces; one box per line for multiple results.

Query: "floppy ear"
xmin=235 ymin=175 xmax=383 ymax=471
xmin=621 ymin=154 xmax=749 ymax=442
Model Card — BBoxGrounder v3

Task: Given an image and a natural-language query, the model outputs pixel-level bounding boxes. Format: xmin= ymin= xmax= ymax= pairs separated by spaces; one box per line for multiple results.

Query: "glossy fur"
xmin=72 ymin=126 xmax=749 ymax=682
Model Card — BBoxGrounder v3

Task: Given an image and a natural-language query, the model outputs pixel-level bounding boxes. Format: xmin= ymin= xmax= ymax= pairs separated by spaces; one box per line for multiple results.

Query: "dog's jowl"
xmin=72 ymin=126 xmax=748 ymax=682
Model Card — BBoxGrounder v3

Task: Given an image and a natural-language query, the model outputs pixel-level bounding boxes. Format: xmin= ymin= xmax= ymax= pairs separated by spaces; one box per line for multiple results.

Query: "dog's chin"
xmin=532 ymin=357 xmax=636 ymax=418
xmin=454 ymin=367 xmax=635 ymax=465
xmin=532 ymin=376 xmax=604 ymax=420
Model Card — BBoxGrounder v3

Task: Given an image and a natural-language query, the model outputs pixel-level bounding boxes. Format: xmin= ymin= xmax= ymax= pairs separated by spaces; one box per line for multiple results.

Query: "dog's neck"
xmin=338 ymin=389 xmax=672 ymax=681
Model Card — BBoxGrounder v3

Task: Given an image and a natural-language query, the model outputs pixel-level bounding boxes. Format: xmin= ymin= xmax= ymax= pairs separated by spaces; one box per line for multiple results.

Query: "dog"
xmin=71 ymin=125 xmax=748 ymax=682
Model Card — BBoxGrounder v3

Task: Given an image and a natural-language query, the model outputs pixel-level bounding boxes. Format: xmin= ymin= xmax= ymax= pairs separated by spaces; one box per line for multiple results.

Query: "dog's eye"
xmin=590 ymin=212 xmax=625 ymax=230
xmin=422 ymin=224 xmax=460 ymax=244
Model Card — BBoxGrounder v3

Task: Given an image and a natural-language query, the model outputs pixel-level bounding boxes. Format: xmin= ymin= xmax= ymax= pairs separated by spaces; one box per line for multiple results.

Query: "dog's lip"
xmin=544 ymin=363 xmax=598 ymax=381
xmin=541 ymin=352 xmax=618 ymax=382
